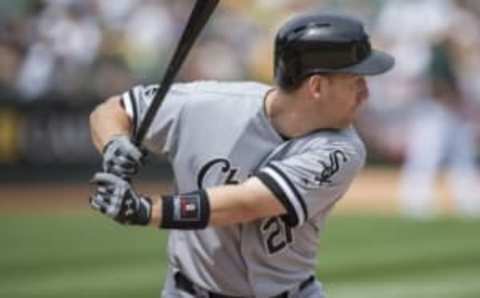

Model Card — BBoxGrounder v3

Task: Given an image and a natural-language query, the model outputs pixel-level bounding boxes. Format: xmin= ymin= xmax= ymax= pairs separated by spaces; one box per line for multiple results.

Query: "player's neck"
xmin=266 ymin=88 xmax=340 ymax=138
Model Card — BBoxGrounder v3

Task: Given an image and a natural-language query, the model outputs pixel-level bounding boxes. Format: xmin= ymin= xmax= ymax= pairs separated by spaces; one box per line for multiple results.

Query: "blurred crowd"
xmin=1 ymin=0 xmax=479 ymax=102
xmin=0 ymin=0 xmax=373 ymax=102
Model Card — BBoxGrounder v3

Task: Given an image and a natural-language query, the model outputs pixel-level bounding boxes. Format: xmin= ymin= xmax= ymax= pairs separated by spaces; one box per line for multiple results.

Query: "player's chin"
xmin=347 ymin=107 xmax=363 ymax=125
xmin=337 ymin=113 xmax=356 ymax=128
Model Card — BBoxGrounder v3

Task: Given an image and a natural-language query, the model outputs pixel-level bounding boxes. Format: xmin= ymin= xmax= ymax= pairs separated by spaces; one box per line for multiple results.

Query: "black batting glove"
xmin=102 ymin=135 xmax=146 ymax=179
xmin=90 ymin=172 xmax=152 ymax=225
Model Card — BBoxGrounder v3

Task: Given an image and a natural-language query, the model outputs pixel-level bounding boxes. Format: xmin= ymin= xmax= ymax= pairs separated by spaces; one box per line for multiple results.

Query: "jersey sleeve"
xmin=121 ymin=83 xmax=191 ymax=155
xmin=256 ymin=141 xmax=366 ymax=227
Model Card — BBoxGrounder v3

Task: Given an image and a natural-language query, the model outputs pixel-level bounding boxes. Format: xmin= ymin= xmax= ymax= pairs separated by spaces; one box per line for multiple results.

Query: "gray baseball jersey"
xmin=121 ymin=81 xmax=366 ymax=297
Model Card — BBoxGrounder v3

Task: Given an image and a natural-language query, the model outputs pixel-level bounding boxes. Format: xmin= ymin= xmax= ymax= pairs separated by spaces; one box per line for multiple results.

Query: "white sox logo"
xmin=197 ymin=158 xmax=240 ymax=189
xmin=315 ymin=150 xmax=348 ymax=186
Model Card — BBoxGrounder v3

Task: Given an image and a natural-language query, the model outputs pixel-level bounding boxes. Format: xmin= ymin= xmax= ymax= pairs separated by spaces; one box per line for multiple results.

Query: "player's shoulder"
xmin=296 ymin=127 xmax=366 ymax=165
xmin=171 ymin=80 xmax=272 ymax=97
xmin=129 ymin=81 xmax=271 ymax=104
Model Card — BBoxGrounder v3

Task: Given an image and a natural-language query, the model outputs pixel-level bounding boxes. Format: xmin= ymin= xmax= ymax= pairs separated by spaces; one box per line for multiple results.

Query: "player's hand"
xmin=102 ymin=135 xmax=146 ymax=179
xmin=89 ymin=172 xmax=152 ymax=225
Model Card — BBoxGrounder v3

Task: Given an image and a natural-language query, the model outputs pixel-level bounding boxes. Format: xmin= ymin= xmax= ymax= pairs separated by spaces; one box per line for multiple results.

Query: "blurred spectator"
xmin=0 ymin=43 xmax=22 ymax=89
xmin=16 ymin=1 xmax=101 ymax=99
xmin=96 ymin=0 xmax=139 ymax=31
xmin=369 ymin=0 xmax=480 ymax=217
xmin=122 ymin=0 xmax=175 ymax=78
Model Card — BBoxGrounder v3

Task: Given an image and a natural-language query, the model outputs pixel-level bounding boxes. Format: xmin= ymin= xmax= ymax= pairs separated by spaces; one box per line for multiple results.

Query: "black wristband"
xmin=160 ymin=190 xmax=210 ymax=230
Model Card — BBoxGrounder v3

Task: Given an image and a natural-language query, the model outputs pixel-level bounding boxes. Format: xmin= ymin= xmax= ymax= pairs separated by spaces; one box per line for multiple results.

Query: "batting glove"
xmin=102 ymin=135 xmax=146 ymax=179
xmin=90 ymin=172 xmax=152 ymax=225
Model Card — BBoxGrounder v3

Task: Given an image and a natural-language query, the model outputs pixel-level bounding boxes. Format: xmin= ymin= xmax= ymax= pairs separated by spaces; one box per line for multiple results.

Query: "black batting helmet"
xmin=274 ymin=14 xmax=395 ymax=90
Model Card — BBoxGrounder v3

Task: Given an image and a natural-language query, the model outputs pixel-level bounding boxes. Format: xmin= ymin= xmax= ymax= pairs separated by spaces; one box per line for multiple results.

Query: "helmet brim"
xmin=338 ymin=50 xmax=395 ymax=75
xmin=306 ymin=49 xmax=395 ymax=76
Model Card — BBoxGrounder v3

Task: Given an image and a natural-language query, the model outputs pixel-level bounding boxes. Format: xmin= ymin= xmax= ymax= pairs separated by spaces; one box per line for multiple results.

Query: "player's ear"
xmin=307 ymin=75 xmax=327 ymax=100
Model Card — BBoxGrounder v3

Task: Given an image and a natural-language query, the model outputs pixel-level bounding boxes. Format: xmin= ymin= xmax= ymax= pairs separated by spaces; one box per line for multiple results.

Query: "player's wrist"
xmin=156 ymin=190 xmax=211 ymax=230
xmin=148 ymin=196 xmax=163 ymax=227
xmin=102 ymin=134 xmax=131 ymax=153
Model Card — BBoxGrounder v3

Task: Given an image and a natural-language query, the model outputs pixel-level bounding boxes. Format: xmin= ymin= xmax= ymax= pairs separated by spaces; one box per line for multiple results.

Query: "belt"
xmin=174 ymin=271 xmax=315 ymax=298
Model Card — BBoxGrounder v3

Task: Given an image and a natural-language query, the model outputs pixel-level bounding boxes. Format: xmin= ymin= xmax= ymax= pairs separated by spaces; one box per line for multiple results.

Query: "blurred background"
xmin=1 ymin=0 xmax=480 ymax=298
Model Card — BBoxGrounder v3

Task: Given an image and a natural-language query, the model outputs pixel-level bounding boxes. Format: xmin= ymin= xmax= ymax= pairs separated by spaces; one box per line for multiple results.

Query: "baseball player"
xmin=89 ymin=14 xmax=394 ymax=297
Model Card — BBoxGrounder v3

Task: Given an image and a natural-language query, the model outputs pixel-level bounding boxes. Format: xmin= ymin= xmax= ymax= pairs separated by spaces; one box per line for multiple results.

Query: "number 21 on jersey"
xmin=261 ymin=217 xmax=294 ymax=255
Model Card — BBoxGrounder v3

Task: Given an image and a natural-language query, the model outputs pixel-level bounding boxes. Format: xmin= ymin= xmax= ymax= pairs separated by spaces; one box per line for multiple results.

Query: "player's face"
xmin=325 ymin=73 xmax=369 ymax=127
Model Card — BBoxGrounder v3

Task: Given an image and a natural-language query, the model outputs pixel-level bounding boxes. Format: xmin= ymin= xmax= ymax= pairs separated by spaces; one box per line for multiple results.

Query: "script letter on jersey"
xmin=197 ymin=158 xmax=240 ymax=188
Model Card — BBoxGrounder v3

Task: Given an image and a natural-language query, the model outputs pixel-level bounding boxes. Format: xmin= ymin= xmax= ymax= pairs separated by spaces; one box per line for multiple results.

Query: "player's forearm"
xmin=148 ymin=178 xmax=286 ymax=228
xmin=90 ymin=96 xmax=133 ymax=152
xmin=207 ymin=182 xmax=285 ymax=226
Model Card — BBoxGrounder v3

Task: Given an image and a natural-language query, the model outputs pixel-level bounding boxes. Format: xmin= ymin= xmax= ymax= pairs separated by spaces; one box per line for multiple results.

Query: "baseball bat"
xmin=133 ymin=0 xmax=220 ymax=145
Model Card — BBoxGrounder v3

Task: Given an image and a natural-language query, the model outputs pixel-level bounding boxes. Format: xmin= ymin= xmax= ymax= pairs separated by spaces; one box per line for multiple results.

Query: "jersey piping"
xmin=257 ymin=164 xmax=308 ymax=227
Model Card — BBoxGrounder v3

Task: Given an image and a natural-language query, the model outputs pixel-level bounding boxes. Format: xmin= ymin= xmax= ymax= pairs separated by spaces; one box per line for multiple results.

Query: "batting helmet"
xmin=274 ymin=14 xmax=395 ymax=90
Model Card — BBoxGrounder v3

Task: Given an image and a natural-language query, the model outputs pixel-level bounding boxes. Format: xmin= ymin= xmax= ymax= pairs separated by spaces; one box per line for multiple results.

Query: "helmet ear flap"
xmin=275 ymin=47 xmax=304 ymax=91
xmin=275 ymin=59 xmax=300 ymax=92
xmin=275 ymin=61 xmax=293 ymax=91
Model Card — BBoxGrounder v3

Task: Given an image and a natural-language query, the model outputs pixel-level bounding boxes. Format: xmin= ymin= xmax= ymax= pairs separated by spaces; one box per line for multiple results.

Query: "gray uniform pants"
xmin=161 ymin=270 xmax=326 ymax=298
